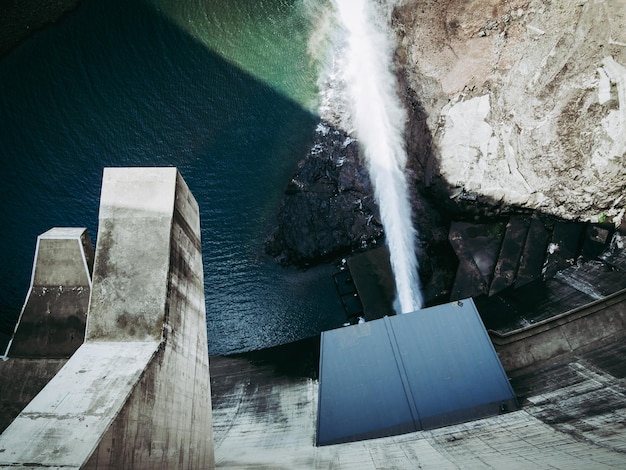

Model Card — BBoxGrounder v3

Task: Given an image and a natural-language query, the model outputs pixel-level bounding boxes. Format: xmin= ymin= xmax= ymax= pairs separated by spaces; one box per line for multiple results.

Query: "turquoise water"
xmin=146 ymin=0 xmax=320 ymax=111
xmin=0 ymin=0 xmax=345 ymax=354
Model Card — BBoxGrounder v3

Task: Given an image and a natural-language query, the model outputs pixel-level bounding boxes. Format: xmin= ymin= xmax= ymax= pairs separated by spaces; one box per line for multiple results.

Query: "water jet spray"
xmin=329 ymin=0 xmax=423 ymax=313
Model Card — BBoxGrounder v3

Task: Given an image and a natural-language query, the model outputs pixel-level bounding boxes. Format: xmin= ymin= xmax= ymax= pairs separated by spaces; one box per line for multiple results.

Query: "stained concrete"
xmin=0 ymin=228 xmax=93 ymax=434
xmin=3 ymin=164 xmax=625 ymax=468
xmin=490 ymin=287 xmax=626 ymax=375
xmin=86 ymin=168 xmax=179 ymax=342
xmin=0 ymin=342 xmax=160 ymax=467
xmin=5 ymin=227 xmax=93 ymax=358
xmin=210 ymin=336 xmax=626 ymax=468
xmin=0 ymin=168 xmax=214 ymax=469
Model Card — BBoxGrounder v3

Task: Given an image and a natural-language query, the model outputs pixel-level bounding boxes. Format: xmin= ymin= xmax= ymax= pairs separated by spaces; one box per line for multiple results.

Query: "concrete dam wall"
xmin=1 ymin=167 xmax=625 ymax=469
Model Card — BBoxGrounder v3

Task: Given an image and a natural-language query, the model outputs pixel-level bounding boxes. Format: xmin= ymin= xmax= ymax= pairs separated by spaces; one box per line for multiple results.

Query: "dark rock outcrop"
xmin=265 ymin=122 xmax=384 ymax=267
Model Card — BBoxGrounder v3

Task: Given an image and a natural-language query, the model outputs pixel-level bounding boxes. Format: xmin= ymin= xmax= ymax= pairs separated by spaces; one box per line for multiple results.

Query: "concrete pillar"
xmin=5 ymin=227 xmax=93 ymax=358
xmin=84 ymin=167 xmax=215 ymax=469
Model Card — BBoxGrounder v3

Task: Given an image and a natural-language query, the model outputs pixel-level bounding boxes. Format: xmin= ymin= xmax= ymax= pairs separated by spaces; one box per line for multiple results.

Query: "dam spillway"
xmin=210 ymin=333 xmax=626 ymax=468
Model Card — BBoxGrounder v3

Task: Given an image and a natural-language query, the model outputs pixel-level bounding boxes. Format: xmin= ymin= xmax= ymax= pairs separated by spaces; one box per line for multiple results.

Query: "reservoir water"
xmin=0 ymin=0 xmax=346 ymax=355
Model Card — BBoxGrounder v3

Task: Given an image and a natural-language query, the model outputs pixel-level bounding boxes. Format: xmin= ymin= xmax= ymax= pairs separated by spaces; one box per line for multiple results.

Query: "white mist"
xmin=331 ymin=0 xmax=423 ymax=313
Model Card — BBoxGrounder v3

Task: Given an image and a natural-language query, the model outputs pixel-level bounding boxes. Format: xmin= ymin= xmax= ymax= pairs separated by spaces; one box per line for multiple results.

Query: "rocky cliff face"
xmin=272 ymin=0 xmax=626 ymax=282
xmin=395 ymin=0 xmax=626 ymax=224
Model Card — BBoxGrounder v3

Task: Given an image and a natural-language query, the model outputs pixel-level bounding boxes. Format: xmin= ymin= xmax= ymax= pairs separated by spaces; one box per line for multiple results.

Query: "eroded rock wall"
xmin=396 ymin=0 xmax=626 ymax=224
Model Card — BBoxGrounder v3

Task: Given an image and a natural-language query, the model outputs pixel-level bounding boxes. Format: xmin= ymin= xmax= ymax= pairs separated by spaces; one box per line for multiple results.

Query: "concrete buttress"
xmin=5 ymin=227 xmax=93 ymax=358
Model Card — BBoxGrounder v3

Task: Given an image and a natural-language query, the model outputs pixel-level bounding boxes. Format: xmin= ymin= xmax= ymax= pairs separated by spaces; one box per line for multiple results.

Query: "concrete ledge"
xmin=0 ymin=342 xmax=159 ymax=468
xmin=490 ymin=287 xmax=626 ymax=375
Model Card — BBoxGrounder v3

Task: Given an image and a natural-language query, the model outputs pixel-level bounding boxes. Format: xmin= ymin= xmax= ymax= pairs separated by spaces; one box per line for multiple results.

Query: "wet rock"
xmin=265 ymin=122 xmax=384 ymax=267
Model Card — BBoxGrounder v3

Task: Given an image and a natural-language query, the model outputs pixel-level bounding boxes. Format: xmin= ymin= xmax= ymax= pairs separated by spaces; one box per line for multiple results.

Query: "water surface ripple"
xmin=0 ymin=0 xmax=344 ymax=355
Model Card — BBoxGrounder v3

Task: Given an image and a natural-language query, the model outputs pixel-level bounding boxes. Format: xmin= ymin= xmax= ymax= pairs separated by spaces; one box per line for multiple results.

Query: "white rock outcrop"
xmin=396 ymin=0 xmax=626 ymax=223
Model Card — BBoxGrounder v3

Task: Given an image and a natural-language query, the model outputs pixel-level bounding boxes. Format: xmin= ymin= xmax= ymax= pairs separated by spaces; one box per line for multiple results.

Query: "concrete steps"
xmin=449 ymin=213 xmax=626 ymax=331
xmin=450 ymin=214 xmax=615 ymax=301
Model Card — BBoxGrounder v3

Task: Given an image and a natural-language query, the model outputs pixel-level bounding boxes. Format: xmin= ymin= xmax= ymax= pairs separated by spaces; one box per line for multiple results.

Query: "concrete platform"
xmin=0 ymin=342 xmax=160 ymax=467
xmin=210 ymin=337 xmax=626 ymax=468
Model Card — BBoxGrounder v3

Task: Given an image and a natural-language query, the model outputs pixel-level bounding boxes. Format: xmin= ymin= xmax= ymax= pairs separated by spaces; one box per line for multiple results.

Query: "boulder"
xmin=265 ymin=122 xmax=384 ymax=267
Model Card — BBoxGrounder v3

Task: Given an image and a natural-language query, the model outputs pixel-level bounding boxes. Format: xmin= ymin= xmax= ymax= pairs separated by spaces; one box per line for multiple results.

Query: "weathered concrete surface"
xmin=30 ymin=227 xmax=93 ymax=287
xmin=210 ymin=337 xmax=626 ymax=468
xmin=0 ymin=342 xmax=159 ymax=468
xmin=5 ymin=227 xmax=93 ymax=358
xmin=0 ymin=168 xmax=214 ymax=469
xmin=0 ymin=228 xmax=92 ymax=437
xmin=84 ymin=168 xmax=214 ymax=469
xmin=395 ymin=0 xmax=626 ymax=222
xmin=0 ymin=358 xmax=66 ymax=434
xmin=86 ymin=168 xmax=180 ymax=342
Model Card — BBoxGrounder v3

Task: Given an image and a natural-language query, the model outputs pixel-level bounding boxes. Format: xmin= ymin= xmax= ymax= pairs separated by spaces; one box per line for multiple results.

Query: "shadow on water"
xmin=0 ymin=0 xmax=346 ymax=354
xmin=232 ymin=335 xmax=321 ymax=380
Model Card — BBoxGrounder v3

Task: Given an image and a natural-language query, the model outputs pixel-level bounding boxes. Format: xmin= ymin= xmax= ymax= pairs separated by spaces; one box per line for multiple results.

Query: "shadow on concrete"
xmin=227 ymin=335 xmax=321 ymax=380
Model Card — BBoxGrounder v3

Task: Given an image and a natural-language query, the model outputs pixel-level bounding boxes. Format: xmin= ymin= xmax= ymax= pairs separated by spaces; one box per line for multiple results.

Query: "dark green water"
xmin=0 ymin=0 xmax=345 ymax=355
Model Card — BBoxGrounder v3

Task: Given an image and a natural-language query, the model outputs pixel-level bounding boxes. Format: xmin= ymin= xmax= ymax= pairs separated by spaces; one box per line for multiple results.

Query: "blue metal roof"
xmin=317 ymin=299 xmax=518 ymax=446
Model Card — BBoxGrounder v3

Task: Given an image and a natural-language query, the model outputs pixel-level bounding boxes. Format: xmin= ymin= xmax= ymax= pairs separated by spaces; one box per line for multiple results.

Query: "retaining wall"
xmin=0 ymin=168 xmax=214 ymax=469
xmin=490 ymin=288 xmax=626 ymax=376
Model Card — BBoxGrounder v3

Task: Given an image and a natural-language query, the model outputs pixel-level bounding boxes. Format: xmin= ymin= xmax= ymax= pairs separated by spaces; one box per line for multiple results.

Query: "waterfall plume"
xmin=326 ymin=0 xmax=423 ymax=313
